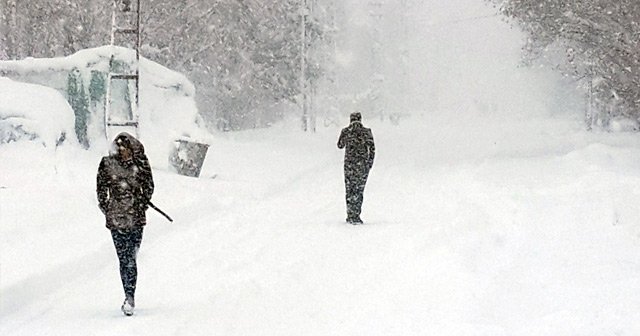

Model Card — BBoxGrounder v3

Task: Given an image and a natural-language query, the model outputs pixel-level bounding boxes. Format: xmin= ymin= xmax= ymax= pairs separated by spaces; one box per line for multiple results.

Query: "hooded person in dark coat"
xmin=337 ymin=112 xmax=375 ymax=224
xmin=97 ymin=132 xmax=154 ymax=316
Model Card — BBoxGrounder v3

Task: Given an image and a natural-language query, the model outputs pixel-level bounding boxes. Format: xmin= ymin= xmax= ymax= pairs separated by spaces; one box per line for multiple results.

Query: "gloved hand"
xmin=138 ymin=198 xmax=150 ymax=212
xmin=99 ymin=201 xmax=109 ymax=215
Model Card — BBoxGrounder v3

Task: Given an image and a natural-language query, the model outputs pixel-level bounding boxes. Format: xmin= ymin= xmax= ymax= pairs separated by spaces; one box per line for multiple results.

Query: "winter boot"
xmin=121 ymin=296 xmax=135 ymax=316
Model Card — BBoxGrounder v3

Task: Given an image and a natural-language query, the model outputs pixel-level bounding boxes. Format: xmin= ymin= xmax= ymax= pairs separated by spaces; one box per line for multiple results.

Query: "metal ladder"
xmin=105 ymin=0 xmax=141 ymax=141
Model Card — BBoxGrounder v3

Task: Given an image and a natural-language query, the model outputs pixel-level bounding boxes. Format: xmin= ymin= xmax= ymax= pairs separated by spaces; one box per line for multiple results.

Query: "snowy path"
xmin=3 ymin=116 xmax=640 ymax=335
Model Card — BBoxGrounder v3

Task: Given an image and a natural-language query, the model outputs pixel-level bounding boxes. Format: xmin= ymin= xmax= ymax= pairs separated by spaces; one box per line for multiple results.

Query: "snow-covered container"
xmin=169 ymin=138 xmax=210 ymax=177
xmin=0 ymin=46 xmax=211 ymax=169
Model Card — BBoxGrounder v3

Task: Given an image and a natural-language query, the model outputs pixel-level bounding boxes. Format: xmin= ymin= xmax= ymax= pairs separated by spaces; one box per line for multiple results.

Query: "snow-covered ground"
xmin=3 ymin=104 xmax=640 ymax=335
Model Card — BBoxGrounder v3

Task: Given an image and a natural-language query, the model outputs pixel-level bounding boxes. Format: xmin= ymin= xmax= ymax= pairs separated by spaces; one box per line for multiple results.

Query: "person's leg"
xmin=123 ymin=227 xmax=143 ymax=302
xmin=111 ymin=228 xmax=143 ymax=304
xmin=345 ymin=163 xmax=369 ymax=223
xmin=111 ymin=229 xmax=130 ymax=298
xmin=352 ymin=172 xmax=368 ymax=222
xmin=345 ymin=167 xmax=358 ymax=222
xmin=353 ymin=163 xmax=371 ymax=222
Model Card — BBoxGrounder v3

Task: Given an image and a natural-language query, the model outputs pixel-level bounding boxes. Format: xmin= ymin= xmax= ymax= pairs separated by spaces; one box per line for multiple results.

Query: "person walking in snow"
xmin=97 ymin=132 xmax=154 ymax=316
xmin=337 ymin=111 xmax=375 ymax=224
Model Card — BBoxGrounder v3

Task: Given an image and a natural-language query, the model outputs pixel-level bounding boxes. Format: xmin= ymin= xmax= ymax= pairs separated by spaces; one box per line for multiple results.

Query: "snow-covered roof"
xmin=0 ymin=46 xmax=195 ymax=97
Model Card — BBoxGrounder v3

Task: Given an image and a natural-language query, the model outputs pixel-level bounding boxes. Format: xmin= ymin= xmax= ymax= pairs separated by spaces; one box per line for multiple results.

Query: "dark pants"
xmin=111 ymin=227 xmax=143 ymax=300
xmin=344 ymin=162 xmax=370 ymax=220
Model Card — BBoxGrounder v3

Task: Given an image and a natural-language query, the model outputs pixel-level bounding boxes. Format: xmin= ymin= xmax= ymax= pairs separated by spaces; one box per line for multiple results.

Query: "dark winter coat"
xmin=97 ymin=132 xmax=154 ymax=230
xmin=337 ymin=121 xmax=375 ymax=170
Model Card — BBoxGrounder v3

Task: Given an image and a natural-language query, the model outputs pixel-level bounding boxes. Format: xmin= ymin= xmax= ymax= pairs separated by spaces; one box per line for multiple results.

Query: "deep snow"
xmin=3 ymin=107 xmax=640 ymax=335
xmin=0 ymin=77 xmax=77 ymax=147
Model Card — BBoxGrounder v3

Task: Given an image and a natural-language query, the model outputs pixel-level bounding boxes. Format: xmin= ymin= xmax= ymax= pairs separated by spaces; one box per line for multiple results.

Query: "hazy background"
xmin=331 ymin=0 xmax=584 ymax=124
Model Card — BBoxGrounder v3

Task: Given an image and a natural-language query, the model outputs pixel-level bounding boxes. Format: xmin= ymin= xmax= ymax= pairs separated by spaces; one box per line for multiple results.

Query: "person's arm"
xmin=96 ymin=157 xmax=110 ymax=214
xmin=137 ymin=154 xmax=154 ymax=208
xmin=337 ymin=128 xmax=347 ymax=149
xmin=366 ymin=129 xmax=375 ymax=169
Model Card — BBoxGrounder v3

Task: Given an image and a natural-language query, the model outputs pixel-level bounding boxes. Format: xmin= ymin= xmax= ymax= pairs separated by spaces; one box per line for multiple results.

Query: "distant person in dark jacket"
xmin=337 ymin=112 xmax=375 ymax=224
xmin=97 ymin=132 xmax=154 ymax=316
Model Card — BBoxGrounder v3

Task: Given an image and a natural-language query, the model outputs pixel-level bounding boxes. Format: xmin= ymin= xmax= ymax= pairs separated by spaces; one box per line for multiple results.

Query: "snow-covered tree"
xmin=0 ymin=0 xmax=337 ymax=131
xmin=0 ymin=0 xmax=110 ymax=57
xmin=488 ymin=0 xmax=640 ymax=129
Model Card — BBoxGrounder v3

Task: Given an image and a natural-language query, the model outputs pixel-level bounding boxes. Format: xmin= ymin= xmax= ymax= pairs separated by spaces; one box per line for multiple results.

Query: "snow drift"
xmin=0 ymin=77 xmax=77 ymax=147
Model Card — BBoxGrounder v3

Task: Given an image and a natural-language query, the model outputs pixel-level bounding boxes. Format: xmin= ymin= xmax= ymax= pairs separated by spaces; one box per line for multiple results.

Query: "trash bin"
xmin=169 ymin=139 xmax=209 ymax=177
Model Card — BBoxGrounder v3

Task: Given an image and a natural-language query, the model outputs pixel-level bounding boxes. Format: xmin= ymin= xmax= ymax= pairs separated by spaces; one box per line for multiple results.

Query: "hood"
xmin=111 ymin=132 xmax=145 ymax=158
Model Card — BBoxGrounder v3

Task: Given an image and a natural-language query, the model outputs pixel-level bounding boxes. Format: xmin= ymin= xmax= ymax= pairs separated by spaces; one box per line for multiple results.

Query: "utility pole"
xmin=300 ymin=0 xmax=310 ymax=132
xmin=399 ymin=0 xmax=410 ymax=115
xmin=327 ymin=0 xmax=339 ymax=126
xmin=586 ymin=73 xmax=594 ymax=130
xmin=7 ymin=0 xmax=17 ymax=59
xmin=368 ymin=0 xmax=384 ymax=121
